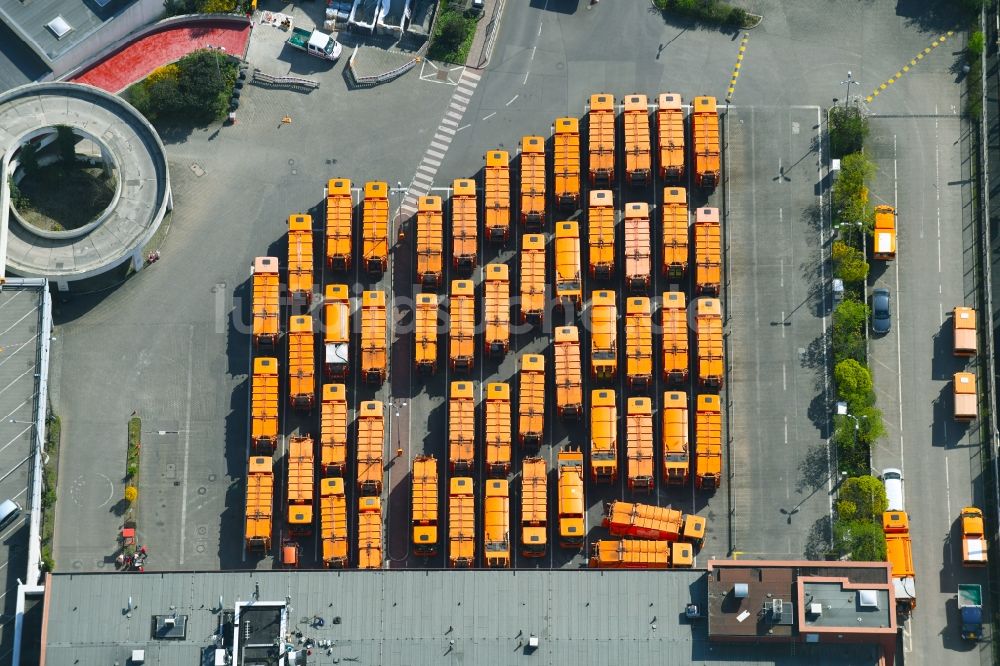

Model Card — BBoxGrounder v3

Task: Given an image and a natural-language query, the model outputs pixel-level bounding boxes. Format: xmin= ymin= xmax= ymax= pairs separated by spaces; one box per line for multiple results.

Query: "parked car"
xmin=871 ymin=288 xmax=891 ymax=334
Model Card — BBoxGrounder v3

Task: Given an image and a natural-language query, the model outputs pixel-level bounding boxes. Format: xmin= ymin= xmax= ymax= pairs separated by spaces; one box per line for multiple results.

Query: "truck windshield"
xmin=325 ymin=40 xmax=336 ymax=55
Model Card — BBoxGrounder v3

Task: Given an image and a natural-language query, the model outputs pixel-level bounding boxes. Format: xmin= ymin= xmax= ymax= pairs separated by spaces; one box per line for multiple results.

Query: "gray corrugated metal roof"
xmin=44 ymin=570 xmax=880 ymax=665
xmin=0 ymin=0 xmax=133 ymax=62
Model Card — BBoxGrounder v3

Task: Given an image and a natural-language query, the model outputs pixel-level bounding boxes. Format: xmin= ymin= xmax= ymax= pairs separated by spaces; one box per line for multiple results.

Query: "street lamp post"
xmin=841 ymin=71 xmax=860 ymax=108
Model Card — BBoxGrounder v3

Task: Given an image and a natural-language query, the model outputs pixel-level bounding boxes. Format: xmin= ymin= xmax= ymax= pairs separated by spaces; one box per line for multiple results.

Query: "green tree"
xmin=829 ymin=106 xmax=869 ymax=158
xmin=833 ymin=420 xmax=869 ymax=477
xmin=833 ymin=518 xmax=887 ymax=561
xmin=833 ymin=152 xmax=876 ymax=230
xmin=832 ymin=240 xmax=869 ymax=284
xmin=55 ymin=125 xmax=77 ymax=168
xmin=174 ymin=50 xmax=234 ymax=123
xmin=832 ymin=298 xmax=868 ymax=364
xmin=837 ymin=475 xmax=887 ymax=521
xmin=968 ymin=31 xmax=985 ymax=59
xmin=18 ymin=143 xmax=39 ymax=175
xmin=834 ymin=358 xmax=874 ymax=411
xmin=853 ymin=404 xmax=886 ymax=444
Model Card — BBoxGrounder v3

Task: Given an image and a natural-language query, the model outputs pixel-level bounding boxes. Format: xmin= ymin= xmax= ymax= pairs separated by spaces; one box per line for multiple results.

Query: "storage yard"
xmin=241 ymin=94 xmax=728 ymax=569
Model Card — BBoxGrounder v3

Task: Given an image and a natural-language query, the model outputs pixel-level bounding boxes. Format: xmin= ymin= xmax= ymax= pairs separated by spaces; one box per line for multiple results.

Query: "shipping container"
xmin=449 ymin=477 xmax=475 ymax=568
xmin=323 ymin=284 xmax=350 ymax=379
xmin=362 ymin=181 xmax=389 ymax=276
xmin=589 ymin=539 xmax=694 ymax=569
xmin=250 ymin=357 xmax=279 ymax=454
xmin=694 ymin=207 xmax=721 ymax=296
xmin=590 ymin=389 xmax=618 ymax=484
xmin=520 ymin=135 xmax=546 ymax=227
xmin=325 ymin=178 xmax=353 ymax=270
xmin=485 ymin=382 xmax=512 ymax=477
xmin=483 ymin=479 xmax=511 ymax=568
xmin=588 ymin=93 xmax=616 ymax=187
xmin=518 ymin=353 xmax=545 ymax=447
xmin=588 ymin=189 xmax=615 ymax=280
xmin=520 ymin=233 xmax=546 ymax=325
xmin=414 ymin=293 xmax=439 ymax=375
xmin=691 ymin=96 xmax=720 ymax=189
xmin=521 ymin=457 xmax=548 ymax=557
xmin=625 ymin=297 xmax=653 ymax=392
xmin=626 ymin=397 xmax=655 ymax=492
xmin=557 ymin=448 xmax=586 ymax=549
xmin=623 ymin=94 xmax=651 ymax=187
xmin=412 ymin=456 xmax=439 ymax=557
xmin=695 ymin=394 xmax=722 ymax=490
xmin=484 ymin=263 xmax=510 ymax=358
xmin=485 ymin=150 xmax=511 ymax=242
xmin=657 ymin=93 xmax=685 ymax=181
xmin=624 ymin=203 xmax=651 ymax=294
xmin=319 ymin=477 xmax=348 ymax=568
xmin=244 ymin=456 xmax=273 ymax=552
xmin=360 ymin=290 xmax=387 ymax=385
xmin=662 ymin=292 xmax=689 ymax=383
xmin=288 ymin=315 xmax=315 ymax=410
xmin=662 ymin=188 xmax=688 ymax=279
xmin=449 ymin=279 xmax=475 ymax=372
xmin=554 ymin=221 xmax=583 ymax=311
xmin=449 ymin=381 xmax=476 ymax=473
xmin=357 ymin=400 xmax=384 ymax=495
xmin=319 ymin=383 xmax=348 ymax=476
xmin=553 ymin=117 xmax=581 ymax=210
xmin=452 ymin=178 xmax=478 ymax=272
xmin=662 ymin=391 xmax=690 ymax=486
xmin=416 ymin=195 xmax=444 ymax=289
xmin=251 ymin=257 xmax=280 ymax=350
xmin=553 ymin=326 xmax=583 ymax=419
xmin=286 ymin=435 xmax=314 ymax=536
xmin=357 ymin=496 xmax=383 ymax=569
xmin=287 ymin=213 xmax=314 ymax=306
xmin=590 ymin=290 xmax=618 ymax=381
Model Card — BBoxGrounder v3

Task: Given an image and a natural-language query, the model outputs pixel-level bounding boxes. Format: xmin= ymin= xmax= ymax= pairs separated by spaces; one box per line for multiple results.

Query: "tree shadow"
xmin=804 ymin=514 xmax=832 ymax=561
xmin=801 ymin=331 xmax=830 ymax=371
xmin=807 ymin=391 xmax=832 ymax=438
xmin=797 ymin=443 xmax=833 ymax=494
xmin=895 ymin=0 xmax=969 ymax=33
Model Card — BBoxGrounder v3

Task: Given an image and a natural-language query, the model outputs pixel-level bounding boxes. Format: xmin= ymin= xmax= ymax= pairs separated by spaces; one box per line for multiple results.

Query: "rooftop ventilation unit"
xmin=858 ymin=590 xmax=879 ymax=610
xmin=45 ymin=16 xmax=72 ymax=38
xmin=131 ymin=650 xmax=145 ymax=664
xmin=809 ymin=602 xmax=823 ymax=617
xmin=733 ymin=583 xmax=748 ymax=599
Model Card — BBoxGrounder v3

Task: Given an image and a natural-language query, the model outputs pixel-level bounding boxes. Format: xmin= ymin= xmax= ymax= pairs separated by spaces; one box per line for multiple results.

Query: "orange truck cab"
xmin=623 ymin=94 xmax=651 ymax=187
xmin=553 ymin=117 xmax=581 ymax=210
xmin=557 ymin=448 xmax=585 ymax=549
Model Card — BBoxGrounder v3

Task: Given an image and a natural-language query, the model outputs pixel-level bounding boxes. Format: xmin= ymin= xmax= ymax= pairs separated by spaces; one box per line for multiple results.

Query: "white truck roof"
xmin=308 ymin=31 xmax=330 ymax=49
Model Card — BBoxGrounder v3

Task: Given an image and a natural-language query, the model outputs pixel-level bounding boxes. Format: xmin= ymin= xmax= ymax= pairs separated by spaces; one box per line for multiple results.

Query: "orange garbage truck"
xmin=449 ymin=477 xmax=475 ymax=568
xmin=554 ymin=221 xmax=583 ymax=311
xmin=286 ymin=435 xmax=314 ymax=537
xmin=319 ymin=383 xmax=348 ymax=476
xmin=484 ymin=263 xmax=510 ymax=359
xmin=603 ymin=500 xmax=706 ymax=547
xmin=882 ymin=510 xmax=916 ymax=610
xmin=590 ymin=290 xmax=618 ymax=381
xmin=412 ymin=455 xmax=439 ymax=557
xmin=873 ymin=205 xmax=897 ymax=261
xmin=624 ymin=202 xmax=651 ymax=294
xmin=452 ymin=178 xmax=478 ymax=272
xmin=590 ymin=389 xmax=618 ymax=484
xmin=251 ymin=256 xmax=280 ymax=351
xmin=625 ymin=296 xmax=653 ymax=392
xmin=414 ymin=293 xmax=438 ymax=375
xmin=360 ymin=290 xmax=387 ymax=385
xmin=626 ymin=397 xmax=655 ymax=492
xmin=244 ymin=455 xmax=273 ymax=553
xmin=554 ymin=326 xmax=583 ymax=419
xmin=357 ymin=400 xmax=384 ymax=495
xmin=288 ymin=315 xmax=315 ymax=410
xmin=697 ymin=297 xmax=724 ymax=389
xmin=590 ymin=539 xmax=694 ymax=569
xmin=485 ymin=150 xmax=511 ymax=242
xmin=553 ymin=117 xmax=581 ymax=210
xmin=662 ymin=391 xmax=690 ymax=486
xmin=518 ymin=353 xmax=545 ymax=447
xmin=588 ymin=189 xmax=615 ymax=280
xmin=449 ymin=381 xmax=476 ymax=474
xmin=362 ymin=180 xmax=389 ymax=276
xmin=588 ymin=93 xmax=616 ymax=187
xmin=287 ymin=213 xmax=314 ymax=306
xmin=695 ymin=394 xmax=722 ymax=490
xmin=483 ymin=479 xmax=511 ymax=568
xmin=520 ymin=233 xmax=546 ymax=325
xmin=416 ymin=195 xmax=444 ymax=289
xmin=691 ymin=95 xmax=720 ymax=189
xmin=325 ymin=178 xmax=352 ymax=271
xmin=521 ymin=457 xmax=548 ymax=557
xmin=357 ymin=496 xmax=383 ymax=570
xmin=662 ymin=187 xmax=689 ymax=279
xmin=953 ymin=306 xmax=977 ymax=356
xmin=954 ymin=372 xmax=978 ymax=421
xmin=694 ymin=207 xmax=721 ymax=296
xmin=520 ymin=135 xmax=546 ymax=227
xmin=250 ymin=357 xmax=279 ymax=454
xmin=319 ymin=477 xmax=348 ymax=568
xmin=960 ymin=506 xmax=988 ymax=566
xmin=623 ymin=94 xmax=651 ymax=187
xmin=449 ymin=279 xmax=475 ymax=372
xmin=323 ymin=284 xmax=350 ymax=380
xmin=662 ymin=291 xmax=689 ymax=383
xmin=657 ymin=93 xmax=685 ymax=181
xmin=485 ymin=382 xmax=512 ymax=477
xmin=557 ymin=448 xmax=585 ymax=549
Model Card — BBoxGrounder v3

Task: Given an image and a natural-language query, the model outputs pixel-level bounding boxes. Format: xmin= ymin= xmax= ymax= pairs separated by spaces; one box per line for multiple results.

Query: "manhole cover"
xmin=196 ymin=544 xmax=206 ymax=553
xmin=436 ymin=69 xmax=449 ymax=81
xmin=198 ymin=487 xmax=207 ymax=495
xmin=208 ymin=474 xmax=217 ymax=482
xmin=72 ymin=560 xmax=82 ymax=569
xmin=198 ymin=526 xmax=207 ymax=535
xmin=190 ymin=163 xmax=205 ymax=177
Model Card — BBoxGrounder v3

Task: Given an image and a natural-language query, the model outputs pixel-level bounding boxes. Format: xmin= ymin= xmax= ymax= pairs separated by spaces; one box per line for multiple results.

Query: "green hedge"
xmin=40 ymin=413 xmax=60 ymax=573
xmin=427 ymin=2 xmax=478 ymax=64
xmin=652 ymin=0 xmax=753 ymax=28
xmin=125 ymin=50 xmax=238 ymax=126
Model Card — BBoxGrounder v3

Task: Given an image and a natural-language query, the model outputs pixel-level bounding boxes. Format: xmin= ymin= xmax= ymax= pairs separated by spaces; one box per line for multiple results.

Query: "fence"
xmin=251 ymin=69 xmax=320 ymax=90
xmin=346 ymin=46 xmax=419 ymax=87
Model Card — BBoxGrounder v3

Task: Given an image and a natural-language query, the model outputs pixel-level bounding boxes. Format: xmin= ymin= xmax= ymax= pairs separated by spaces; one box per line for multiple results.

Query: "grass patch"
xmin=15 ymin=164 xmax=116 ymax=232
xmin=40 ymin=413 xmax=60 ymax=573
xmin=427 ymin=1 xmax=478 ymax=64
xmin=652 ymin=0 xmax=754 ymax=28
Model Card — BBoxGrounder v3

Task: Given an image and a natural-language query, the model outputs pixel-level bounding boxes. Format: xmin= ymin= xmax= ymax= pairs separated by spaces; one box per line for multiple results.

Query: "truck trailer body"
xmin=554 ymin=326 xmax=583 ymax=418
xmin=449 ymin=279 xmax=475 ymax=372
xmin=953 ymin=306 xmax=977 ymax=356
xmin=954 ymin=372 xmax=977 ymax=421
xmin=250 ymin=357 xmax=279 ymax=454
xmin=657 ymin=93 xmax=685 ymax=181
xmin=588 ymin=94 xmax=616 ymax=187
xmin=691 ymin=96 xmax=720 ymax=189
xmin=288 ymin=315 xmax=315 ymax=410
xmin=882 ymin=510 xmax=916 ymax=610
xmin=485 ymin=382 xmax=512 ymax=476
xmin=323 ymin=284 xmax=350 ymax=379
xmin=287 ymin=213 xmax=314 ymax=306
xmin=590 ymin=290 xmax=618 ymax=381
xmin=590 ymin=389 xmax=618 ymax=483
xmin=449 ymin=477 xmax=475 ymax=567
xmin=662 ymin=391 xmax=690 ymax=485
xmin=694 ymin=207 xmax=721 ymax=295
xmin=319 ymin=477 xmax=348 ymax=568
xmin=554 ymin=221 xmax=583 ymax=311
xmin=557 ymin=448 xmax=585 ymax=549
xmin=623 ymin=94 xmax=651 ymax=187
xmin=416 ymin=195 xmax=444 ymax=289
xmin=520 ymin=233 xmax=546 ymax=324
xmin=286 ymin=435 xmax=314 ymax=536
xmin=485 ymin=150 xmax=511 ymax=242
xmin=624 ymin=203 xmax=651 ymax=293
xmin=873 ymin=205 xmax=897 ymax=261
xmin=603 ymin=500 xmax=706 ymax=546
xmin=521 ymin=457 xmax=548 ymax=557
xmin=695 ymin=394 xmax=722 ymax=490
xmin=360 ymin=290 xmax=387 ymax=385
xmin=483 ymin=479 xmax=511 ymax=568
xmin=412 ymin=456 xmax=439 ymax=557
xmin=325 ymin=178 xmax=352 ymax=270
xmin=414 ymin=293 xmax=438 ymax=375
xmin=520 ymin=136 xmax=546 ymax=227
xmin=626 ymin=397 xmax=655 ymax=492
xmin=449 ymin=381 xmax=476 ymax=473
xmin=662 ymin=292 xmax=689 ymax=383
xmin=553 ymin=117 xmax=581 ymax=210
xmin=588 ymin=189 xmax=615 ymax=279
xmin=519 ymin=353 xmax=545 ymax=446
xmin=590 ymin=539 xmax=694 ymax=569
xmin=357 ymin=496 xmax=382 ymax=569
xmin=251 ymin=257 xmax=280 ymax=350
xmin=244 ymin=456 xmax=274 ymax=552
xmin=319 ymin=383 xmax=348 ymax=476
xmin=960 ymin=506 xmax=988 ymax=566
xmin=356 ymin=400 xmax=384 ymax=495
xmin=696 ymin=298 xmax=724 ymax=388
xmin=452 ymin=178 xmax=478 ymax=272
xmin=625 ymin=297 xmax=653 ymax=391
xmin=662 ymin=187 xmax=688 ymax=278
xmin=484 ymin=263 xmax=510 ymax=358
xmin=362 ymin=181 xmax=389 ymax=276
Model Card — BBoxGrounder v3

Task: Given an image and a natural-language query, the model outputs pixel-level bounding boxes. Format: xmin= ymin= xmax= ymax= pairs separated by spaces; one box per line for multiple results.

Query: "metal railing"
xmin=346 ymin=46 xmax=419 ymax=87
xmin=251 ymin=68 xmax=320 ymax=90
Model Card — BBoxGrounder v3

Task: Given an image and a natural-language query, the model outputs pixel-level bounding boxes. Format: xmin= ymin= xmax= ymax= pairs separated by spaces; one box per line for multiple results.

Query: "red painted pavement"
xmin=72 ymin=22 xmax=251 ymax=93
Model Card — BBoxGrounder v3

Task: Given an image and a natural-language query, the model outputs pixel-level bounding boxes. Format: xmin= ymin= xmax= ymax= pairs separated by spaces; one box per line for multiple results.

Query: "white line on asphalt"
xmin=531 ymin=46 xmax=536 ymax=61
xmin=537 ymin=22 xmax=542 ymax=36
xmin=0 ymin=427 xmax=31 ymax=456
xmin=1 ymin=399 xmax=30 ymax=425
xmin=453 ymin=94 xmax=471 ymax=104
xmin=937 ymin=239 xmax=942 ymax=273
xmin=417 ymin=164 xmax=436 ymax=175
xmin=457 ymin=124 xmax=471 ymax=132
xmin=893 ymin=135 xmax=905 ymax=470
xmin=430 ymin=141 xmax=449 ymax=152
xmin=482 ymin=112 xmax=496 ymax=121
xmin=783 ymin=416 xmax=788 ymax=444
xmin=939 ymin=302 xmax=943 ymax=326
xmin=433 ymin=134 xmax=452 ymax=145
xmin=0 ymin=365 xmax=36 ymax=397
xmin=780 ymin=312 xmax=785 ymax=338
xmin=782 ymin=363 xmax=787 ymax=391
xmin=424 ymin=157 xmax=442 ymax=167
xmin=439 ymin=125 xmax=457 ymax=135
xmin=456 ymin=87 xmax=475 ymax=97
xmin=426 ymin=149 xmax=445 ymax=160
xmin=944 ymin=457 xmax=952 ymax=563
xmin=0 ymin=307 xmax=37 ymax=339
xmin=441 ymin=118 xmax=458 ymax=127
xmin=522 ymin=71 xmax=529 ymax=85
xmin=413 ymin=172 xmax=433 ymax=185
xmin=445 ymin=111 xmax=462 ymax=120
xmin=0 ymin=337 xmax=35 ymax=370
xmin=449 ymin=102 xmax=466 ymax=112
xmin=178 ymin=325 xmax=195 ymax=565
xmin=506 ymin=95 xmax=518 ymax=106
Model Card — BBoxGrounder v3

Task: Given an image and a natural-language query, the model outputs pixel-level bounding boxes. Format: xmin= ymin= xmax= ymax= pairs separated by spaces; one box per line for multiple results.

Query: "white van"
xmin=881 ymin=468 xmax=904 ymax=512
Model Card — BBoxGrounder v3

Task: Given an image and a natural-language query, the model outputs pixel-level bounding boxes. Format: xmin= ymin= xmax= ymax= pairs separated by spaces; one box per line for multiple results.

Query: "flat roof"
xmin=0 ymin=0 xmax=135 ymax=62
xmin=40 ymin=570 xmax=881 ymax=665
xmin=801 ymin=581 xmax=892 ymax=630
xmin=0 ymin=20 xmax=49 ymax=91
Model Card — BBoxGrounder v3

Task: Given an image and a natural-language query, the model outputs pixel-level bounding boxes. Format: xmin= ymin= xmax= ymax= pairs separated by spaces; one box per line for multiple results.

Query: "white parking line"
xmin=178 ymin=325 xmax=195 ymax=565
xmin=0 ymin=308 xmax=37 ymax=339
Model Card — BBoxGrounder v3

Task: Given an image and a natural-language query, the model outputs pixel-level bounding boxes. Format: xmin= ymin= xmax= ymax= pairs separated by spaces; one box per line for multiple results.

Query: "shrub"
xmin=834 ymin=358 xmax=874 ymax=412
xmin=833 ymin=518 xmax=887 ymax=561
xmin=852 ymin=404 xmax=886 ymax=444
xmin=654 ymin=0 xmax=753 ymax=26
xmin=124 ymin=485 xmax=138 ymax=503
xmin=968 ymin=31 xmax=985 ymax=59
xmin=18 ymin=143 xmax=39 ymax=175
xmin=829 ymin=106 xmax=868 ymax=158
xmin=125 ymin=50 xmax=236 ymax=125
xmin=837 ymin=475 xmax=887 ymax=522
xmin=833 ymin=421 xmax=869 ymax=477
xmin=55 ymin=126 xmax=77 ymax=168
xmin=428 ymin=6 xmax=477 ymax=64
xmin=832 ymin=298 xmax=869 ymax=364
xmin=832 ymin=241 xmax=869 ymax=284
xmin=832 ymin=152 xmax=876 ymax=231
